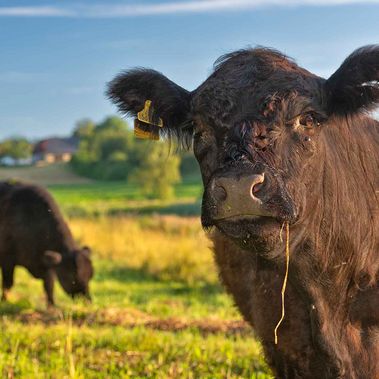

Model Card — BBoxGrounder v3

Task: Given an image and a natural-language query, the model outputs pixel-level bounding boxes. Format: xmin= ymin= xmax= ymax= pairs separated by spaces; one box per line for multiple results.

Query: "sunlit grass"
xmin=0 ymin=210 xmax=272 ymax=378
xmin=70 ymin=216 xmax=215 ymax=285
xmin=0 ymin=320 xmax=271 ymax=378
xmin=49 ymin=180 xmax=203 ymax=218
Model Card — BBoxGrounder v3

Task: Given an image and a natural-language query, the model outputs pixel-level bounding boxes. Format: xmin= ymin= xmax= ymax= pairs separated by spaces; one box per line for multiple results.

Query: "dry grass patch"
xmin=12 ymin=308 xmax=251 ymax=336
xmin=70 ymin=215 xmax=216 ymax=284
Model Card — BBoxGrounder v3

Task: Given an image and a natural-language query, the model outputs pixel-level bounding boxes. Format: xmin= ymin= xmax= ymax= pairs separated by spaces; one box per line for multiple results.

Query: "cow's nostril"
xmin=250 ymin=174 xmax=265 ymax=198
xmin=213 ymin=185 xmax=227 ymax=202
xmin=252 ymin=182 xmax=263 ymax=195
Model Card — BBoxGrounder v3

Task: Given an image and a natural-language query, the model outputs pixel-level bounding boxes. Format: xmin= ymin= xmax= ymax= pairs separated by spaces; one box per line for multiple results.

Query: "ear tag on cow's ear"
xmin=134 ymin=100 xmax=163 ymax=140
xmin=134 ymin=119 xmax=160 ymax=140
xmin=137 ymin=100 xmax=163 ymax=127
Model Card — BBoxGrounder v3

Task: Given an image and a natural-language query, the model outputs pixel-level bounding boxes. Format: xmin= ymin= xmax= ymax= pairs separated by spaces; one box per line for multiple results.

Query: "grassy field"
xmin=49 ymin=181 xmax=203 ymax=218
xmin=0 ymin=164 xmax=203 ymax=217
xmin=0 ymin=164 xmax=272 ymax=378
xmin=0 ymin=163 xmax=92 ymax=186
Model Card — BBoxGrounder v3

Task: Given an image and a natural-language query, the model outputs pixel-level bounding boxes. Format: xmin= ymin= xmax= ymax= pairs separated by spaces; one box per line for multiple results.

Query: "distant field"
xmin=0 ymin=163 xmax=92 ymax=186
xmin=49 ymin=180 xmax=203 ymax=217
xmin=0 ymin=163 xmax=203 ymax=217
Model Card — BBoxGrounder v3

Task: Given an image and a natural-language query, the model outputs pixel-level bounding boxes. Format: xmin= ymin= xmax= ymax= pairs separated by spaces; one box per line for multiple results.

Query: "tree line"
xmin=0 ymin=138 xmax=32 ymax=162
xmin=72 ymin=116 xmax=194 ymax=199
xmin=0 ymin=116 xmax=200 ymax=199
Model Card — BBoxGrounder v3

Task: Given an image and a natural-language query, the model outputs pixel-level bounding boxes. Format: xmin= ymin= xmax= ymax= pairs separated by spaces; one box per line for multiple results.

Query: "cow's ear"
xmin=325 ymin=45 xmax=379 ymax=115
xmin=42 ymin=251 xmax=62 ymax=267
xmin=81 ymin=246 xmax=91 ymax=257
xmin=107 ymin=69 xmax=193 ymax=146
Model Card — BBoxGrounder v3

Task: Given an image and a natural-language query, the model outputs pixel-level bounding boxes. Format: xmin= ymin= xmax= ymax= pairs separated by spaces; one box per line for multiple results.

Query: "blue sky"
xmin=0 ymin=0 xmax=378 ymax=139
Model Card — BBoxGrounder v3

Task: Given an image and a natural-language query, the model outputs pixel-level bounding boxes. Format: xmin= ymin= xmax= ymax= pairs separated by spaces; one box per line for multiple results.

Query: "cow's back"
xmin=0 ymin=181 xmax=18 ymax=260
xmin=0 ymin=181 xmax=75 ymax=277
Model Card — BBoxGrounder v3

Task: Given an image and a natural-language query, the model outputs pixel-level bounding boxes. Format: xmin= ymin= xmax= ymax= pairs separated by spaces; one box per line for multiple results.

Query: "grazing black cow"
xmin=0 ymin=181 xmax=93 ymax=306
xmin=108 ymin=45 xmax=379 ymax=378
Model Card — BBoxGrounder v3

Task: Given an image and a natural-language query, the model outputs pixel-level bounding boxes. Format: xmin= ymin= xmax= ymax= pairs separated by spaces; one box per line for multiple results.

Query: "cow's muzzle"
xmin=202 ymin=172 xmax=275 ymax=226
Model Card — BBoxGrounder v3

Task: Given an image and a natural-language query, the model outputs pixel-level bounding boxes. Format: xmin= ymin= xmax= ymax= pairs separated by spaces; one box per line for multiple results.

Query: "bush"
xmin=70 ymin=116 xmax=183 ymax=198
xmin=71 ymin=117 xmax=133 ymax=181
xmin=129 ymin=142 xmax=181 ymax=200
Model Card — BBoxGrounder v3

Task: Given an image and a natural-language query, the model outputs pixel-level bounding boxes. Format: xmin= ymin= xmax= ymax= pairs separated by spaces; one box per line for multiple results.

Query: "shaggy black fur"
xmin=108 ymin=45 xmax=379 ymax=379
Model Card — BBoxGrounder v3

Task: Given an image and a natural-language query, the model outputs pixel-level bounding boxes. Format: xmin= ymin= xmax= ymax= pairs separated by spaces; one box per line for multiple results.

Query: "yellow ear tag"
xmin=134 ymin=119 xmax=160 ymax=140
xmin=134 ymin=100 xmax=163 ymax=140
xmin=137 ymin=100 xmax=163 ymax=127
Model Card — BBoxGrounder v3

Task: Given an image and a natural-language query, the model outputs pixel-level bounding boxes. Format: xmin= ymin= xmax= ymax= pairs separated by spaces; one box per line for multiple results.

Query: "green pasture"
xmin=0 ymin=245 xmax=272 ymax=378
xmin=0 ymin=164 xmax=272 ymax=378
xmin=0 ymin=163 xmax=203 ymax=217
xmin=48 ymin=180 xmax=202 ymax=218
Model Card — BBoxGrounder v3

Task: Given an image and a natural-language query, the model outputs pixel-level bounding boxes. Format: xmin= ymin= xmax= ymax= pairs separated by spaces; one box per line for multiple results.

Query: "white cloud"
xmin=0 ymin=6 xmax=74 ymax=17
xmin=0 ymin=0 xmax=379 ymax=18
xmin=84 ymin=0 xmax=379 ymax=17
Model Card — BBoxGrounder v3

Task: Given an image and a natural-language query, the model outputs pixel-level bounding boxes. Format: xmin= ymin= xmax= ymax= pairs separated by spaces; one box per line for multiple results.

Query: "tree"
xmin=129 ymin=142 xmax=181 ymax=199
xmin=71 ymin=116 xmax=134 ymax=181
xmin=70 ymin=115 xmax=183 ymax=190
xmin=0 ymin=138 xmax=32 ymax=161
xmin=73 ymin=119 xmax=95 ymax=140
xmin=95 ymin=116 xmax=128 ymax=133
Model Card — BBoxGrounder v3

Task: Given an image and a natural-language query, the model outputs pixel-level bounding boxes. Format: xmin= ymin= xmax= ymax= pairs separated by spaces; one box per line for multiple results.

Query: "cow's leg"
xmin=43 ymin=269 xmax=55 ymax=308
xmin=1 ymin=264 xmax=15 ymax=301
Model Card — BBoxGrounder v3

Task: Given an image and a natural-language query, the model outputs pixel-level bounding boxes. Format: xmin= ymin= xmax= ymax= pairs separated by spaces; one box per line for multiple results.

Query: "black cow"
xmin=0 ymin=181 xmax=93 ymax=306
xmin=108 ymin=45 xmax=379 ymax=378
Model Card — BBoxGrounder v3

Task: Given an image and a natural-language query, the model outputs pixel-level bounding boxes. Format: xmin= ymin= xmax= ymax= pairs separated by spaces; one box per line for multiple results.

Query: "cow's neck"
xmin=212 ymin=229 xmax=376 ymax=378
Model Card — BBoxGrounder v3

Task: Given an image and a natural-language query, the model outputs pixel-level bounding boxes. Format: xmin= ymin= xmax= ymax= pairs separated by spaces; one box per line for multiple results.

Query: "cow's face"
xmin=108 ymin=45 xmax=379 ymax=250
xmin=190 ymin=58 xmax=326 ymax=247
xmin=70 ymin=246 xmax=93 ymax=299
xmin=45 ymin=247 xmax=94 ymax=299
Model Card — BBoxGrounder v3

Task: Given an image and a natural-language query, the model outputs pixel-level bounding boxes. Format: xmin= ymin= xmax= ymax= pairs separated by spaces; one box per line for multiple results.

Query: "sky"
xmin=0 ymin=0 xmax=378 ymax=139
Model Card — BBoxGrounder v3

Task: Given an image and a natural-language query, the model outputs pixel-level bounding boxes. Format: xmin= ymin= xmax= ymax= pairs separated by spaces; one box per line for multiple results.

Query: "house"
xmin=32 ymin=137 xmax=78 ymax=164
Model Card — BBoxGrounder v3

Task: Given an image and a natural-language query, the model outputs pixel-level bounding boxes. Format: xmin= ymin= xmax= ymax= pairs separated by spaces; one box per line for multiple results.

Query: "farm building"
xmin=32 ymin=137 xmax=78 ymax=164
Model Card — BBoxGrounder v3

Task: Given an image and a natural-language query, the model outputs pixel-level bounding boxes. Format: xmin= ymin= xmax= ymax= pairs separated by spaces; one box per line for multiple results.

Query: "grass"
xmin=0 ymin=321 xmax=269 ymax=378
xmin=0 ymin=164 xmax=272 ymax=378
xmin=0 ymin=163 xmax=204 ymax=217
xmin=49 ymin=182 xmax=202 ymax=218
xmin=0 ymin=163 xmax=92 ymax=186
xmin=0 ymin=216 xmax=273 ymax=378
xmin=0 ymin=163 xmax=203 ymax=218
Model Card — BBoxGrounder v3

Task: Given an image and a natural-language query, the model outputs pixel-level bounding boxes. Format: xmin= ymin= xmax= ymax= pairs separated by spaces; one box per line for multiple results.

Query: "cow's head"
xmin=43 ymin=246 xmax=94 ymax=300
xmin=108 ymin=46 xmax=379 ymax=252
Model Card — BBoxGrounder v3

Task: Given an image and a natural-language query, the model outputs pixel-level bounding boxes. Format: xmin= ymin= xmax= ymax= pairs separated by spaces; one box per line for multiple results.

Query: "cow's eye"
xmin=299 ymin=114 xmax=320 ymax=129
xmin=288 ymin=113 xmax=322 ymax=139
